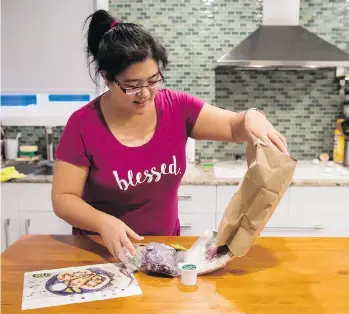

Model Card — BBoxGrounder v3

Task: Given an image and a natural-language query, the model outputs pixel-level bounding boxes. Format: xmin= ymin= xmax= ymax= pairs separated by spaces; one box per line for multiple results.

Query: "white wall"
xmin=1 ymin=0 xmax=96 ymax=93
xmin=263 ymin=0 xmax=300 ymax=26
xmin=0 ymin=0 xmax=106 ymax=126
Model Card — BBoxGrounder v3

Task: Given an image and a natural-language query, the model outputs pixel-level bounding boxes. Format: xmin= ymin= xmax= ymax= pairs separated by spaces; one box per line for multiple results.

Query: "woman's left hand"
xmin=244 ymin=109 xmax=289 ymax=154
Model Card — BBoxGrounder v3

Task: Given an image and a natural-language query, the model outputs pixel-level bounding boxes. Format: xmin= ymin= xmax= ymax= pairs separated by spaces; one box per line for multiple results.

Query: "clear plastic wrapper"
xmin=184 ymin=230 xmax=233 ymax=275
xmin=118 ymin=231 xmax=233 ymax=277
xmin=118 ymin=244 xmax=144 ymax=272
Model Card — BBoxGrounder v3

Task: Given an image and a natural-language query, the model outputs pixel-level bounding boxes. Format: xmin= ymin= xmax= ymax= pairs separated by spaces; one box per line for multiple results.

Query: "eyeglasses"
xmin=115 ymin=71 xmax=165 ymax=95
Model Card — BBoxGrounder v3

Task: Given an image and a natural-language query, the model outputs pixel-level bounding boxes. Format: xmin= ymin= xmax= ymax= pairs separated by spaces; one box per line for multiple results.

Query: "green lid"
xmin=181 ymin=264 xmax=197 ymax=271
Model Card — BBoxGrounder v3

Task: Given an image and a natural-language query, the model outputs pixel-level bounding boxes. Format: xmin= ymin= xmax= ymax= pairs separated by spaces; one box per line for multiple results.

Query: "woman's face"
xmin=106 ymin=58 xmax=163 ymax=115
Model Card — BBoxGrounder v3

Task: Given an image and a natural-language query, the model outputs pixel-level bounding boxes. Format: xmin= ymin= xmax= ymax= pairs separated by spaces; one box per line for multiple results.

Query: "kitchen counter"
xmin=3 ymin=160 xmax=349 ymax=186
xmin=1 ymin=235 xmax=349 ymax=314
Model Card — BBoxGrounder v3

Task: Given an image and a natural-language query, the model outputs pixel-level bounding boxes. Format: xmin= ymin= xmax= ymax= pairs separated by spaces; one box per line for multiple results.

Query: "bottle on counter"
xmin=333 ymin=119 xmax=345 ymax=164
xmin=344 ymin=140 xmax=349 ymax=167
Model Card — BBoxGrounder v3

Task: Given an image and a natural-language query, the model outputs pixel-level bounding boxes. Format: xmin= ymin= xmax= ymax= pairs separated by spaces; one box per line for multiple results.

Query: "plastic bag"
xmin=184 ymin=230 xmax=233 ymax=275
xmin=118 ymin=231 xmax=233 ymax=277
xmin=118 ymin=244 xmax=144 ymax=272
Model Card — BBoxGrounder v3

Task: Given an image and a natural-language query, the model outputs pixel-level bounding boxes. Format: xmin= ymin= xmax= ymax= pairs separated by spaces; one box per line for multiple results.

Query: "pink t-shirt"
xmin=55 ymin=89 xmax=205 ymax=236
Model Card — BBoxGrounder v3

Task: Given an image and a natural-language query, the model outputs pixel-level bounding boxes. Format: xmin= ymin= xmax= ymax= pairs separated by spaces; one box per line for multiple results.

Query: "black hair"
xmin=84 ymin=10 xmax=168 ymax=83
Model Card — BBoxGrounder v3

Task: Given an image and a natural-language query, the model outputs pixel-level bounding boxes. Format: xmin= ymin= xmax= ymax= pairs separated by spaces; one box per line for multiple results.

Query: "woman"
xmin=52 ymin=10 xmax=288 ymax=259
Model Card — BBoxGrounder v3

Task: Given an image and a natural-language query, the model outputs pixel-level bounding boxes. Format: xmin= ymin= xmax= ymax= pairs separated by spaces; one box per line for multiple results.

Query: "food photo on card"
xmin=21 ymin=263 xmax=142 ymax=310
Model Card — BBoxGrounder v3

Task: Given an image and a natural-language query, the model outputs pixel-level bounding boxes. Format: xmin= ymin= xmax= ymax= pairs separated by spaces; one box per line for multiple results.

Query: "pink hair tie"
xmin=110 ymin=20 xmax=119 ymax=28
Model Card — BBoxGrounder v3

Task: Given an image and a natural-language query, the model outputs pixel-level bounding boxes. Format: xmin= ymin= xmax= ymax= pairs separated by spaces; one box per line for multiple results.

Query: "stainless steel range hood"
xmin=217 ymin=0 xmax=349 ymax=68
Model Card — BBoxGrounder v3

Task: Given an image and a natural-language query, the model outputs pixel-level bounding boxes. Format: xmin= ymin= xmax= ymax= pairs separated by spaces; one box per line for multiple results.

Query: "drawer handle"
xmin=4 ymin=218 xmax=10 ymax=249
xmin=180 ymin=223 xmax=192 ymax=228
xmin=265 ymin=224 xmax=324 ymax=231
xmin=178 ymin=194 xmax=192 ymax=201
xmin=25 ymin=219 xmax=31 ymax=234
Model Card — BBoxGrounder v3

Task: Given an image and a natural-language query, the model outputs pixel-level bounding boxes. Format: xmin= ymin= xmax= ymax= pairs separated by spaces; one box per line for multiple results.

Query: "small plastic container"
xmin=19 ymin=145 xmax=38 ymax=158
xmin=4 ymin=139 xmax=19 ymax=160
xmin=178 ymin=263 xmax=198 ymax=286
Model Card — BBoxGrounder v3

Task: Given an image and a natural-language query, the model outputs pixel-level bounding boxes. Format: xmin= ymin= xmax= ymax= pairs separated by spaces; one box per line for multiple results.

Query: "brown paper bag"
xmin=215 ymin=141 xmax=297 ymax=257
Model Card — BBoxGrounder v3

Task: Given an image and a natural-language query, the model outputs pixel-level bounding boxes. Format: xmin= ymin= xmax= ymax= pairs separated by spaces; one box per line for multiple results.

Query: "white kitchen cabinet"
xmin=214 ymin=184 xmax=348 ymax=237
xmin=177 ymin=185 xmax=216 ymax=235
xmin=260 ymin=217 xmax=326 ymax=237
xmin=1 ymin=184 xmax=20 ymax=253
xmin=178 ymin=185 xmax=216 ymax=214
xmin=289 ymin=186 xmax=349 ymax=215
xmin=285 ymin=186 xmax=349 ymax=236
xmin=258 ymin=186 xmax=349 ymax=237
xmin=311 ymin=213 xmax=349 ymax=236
xmin=179 ymin=213 xmax=215 ymax=236
xmin=17 ymin=183 xmax=53 ymax=212
xmin=16 ymin=183 xmax=71 ymax=236
xmin=1 ymin=183 xmax=71 ymax=247
xmin=260 ymin=213 xmax=349 ymax=237
xmin=19 ymin=212 xmax=72 ymax=236
xmin=216 ymin=186 xmax=239 ymax=214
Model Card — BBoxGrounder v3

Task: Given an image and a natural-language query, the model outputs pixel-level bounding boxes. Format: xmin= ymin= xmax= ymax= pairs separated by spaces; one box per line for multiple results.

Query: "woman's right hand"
xmin=98 ymin=215 xmax=144 ymax=259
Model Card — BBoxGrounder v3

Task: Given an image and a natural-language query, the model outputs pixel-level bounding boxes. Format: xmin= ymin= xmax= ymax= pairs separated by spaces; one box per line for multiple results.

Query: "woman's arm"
xmin=51 ymin=160 xmax=107 ymax=232
xmin=51 ymin=160 xmax=143 ymax=256
xmin=190 ymin=103 xmax=288 ymax=154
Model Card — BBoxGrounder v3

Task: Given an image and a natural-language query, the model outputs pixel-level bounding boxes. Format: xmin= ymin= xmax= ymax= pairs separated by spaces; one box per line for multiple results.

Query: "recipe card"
xmin=22 ymin=263 xmax=142 ymax=310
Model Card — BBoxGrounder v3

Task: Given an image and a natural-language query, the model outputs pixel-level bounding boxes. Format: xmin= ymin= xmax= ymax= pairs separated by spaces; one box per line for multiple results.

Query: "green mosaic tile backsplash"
xmin=5 ymin=0 xmax=348 ymax=160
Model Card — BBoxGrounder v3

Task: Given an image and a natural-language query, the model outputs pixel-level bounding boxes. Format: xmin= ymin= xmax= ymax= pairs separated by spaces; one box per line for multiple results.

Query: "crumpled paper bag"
xmin=215 ymin=141 xmax=297 ymax=257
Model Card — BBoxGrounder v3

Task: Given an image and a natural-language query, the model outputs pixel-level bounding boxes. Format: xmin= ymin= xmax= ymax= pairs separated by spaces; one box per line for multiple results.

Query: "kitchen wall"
xmin=4 ymin=0 xmax=349 ymax=160
xmin=2 ymin=0 xmax=96 ymax=93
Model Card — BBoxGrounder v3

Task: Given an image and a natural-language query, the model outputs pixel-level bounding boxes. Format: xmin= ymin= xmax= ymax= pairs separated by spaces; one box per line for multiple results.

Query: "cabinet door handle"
xmin=180 ymin=223 xmax=192 ymax=228
xmin=178 ymin=194 xmax=192 ymax=201
xmin=25 ymin=219 xmax=31 ymax=234
xmin=265 ymin=224 xmax=324 ymax=230
xmin=4 ymin=218 xmax=10 ymax=248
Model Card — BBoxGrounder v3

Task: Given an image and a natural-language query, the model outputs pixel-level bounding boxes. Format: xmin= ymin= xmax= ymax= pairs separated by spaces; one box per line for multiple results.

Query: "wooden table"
xmin=1 ymin=235 xmax=349 ymax=314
